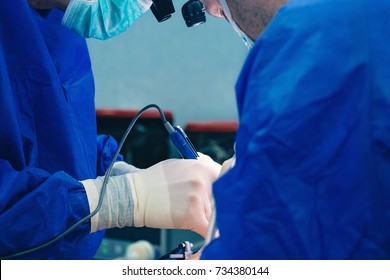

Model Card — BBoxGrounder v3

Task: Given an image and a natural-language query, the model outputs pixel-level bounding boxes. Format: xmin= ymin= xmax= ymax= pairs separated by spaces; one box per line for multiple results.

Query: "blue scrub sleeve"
xmin=0 ymin=135 xmax=122 ymax=259
xmin=0 ymin=3 xmax=119 ymax=258
xmin=0 ymin=161 xmax=91 ymax=258
xmin=97 ymin=135 xmax=124 ymax=176
xmin=0 ymin=135 xmax=121 ymax=259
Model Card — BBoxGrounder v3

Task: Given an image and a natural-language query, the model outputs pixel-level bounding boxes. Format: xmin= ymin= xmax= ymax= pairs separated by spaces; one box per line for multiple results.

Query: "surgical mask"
xmin=62 ymin=0 xmax=152 ymax=40
xmin=219 ymin=0 xmax=254 ymax=49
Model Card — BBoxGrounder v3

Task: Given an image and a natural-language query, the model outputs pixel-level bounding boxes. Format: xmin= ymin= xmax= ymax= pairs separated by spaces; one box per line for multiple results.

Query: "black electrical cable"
xmin=1 ymin=104 xmax=169 ymax=259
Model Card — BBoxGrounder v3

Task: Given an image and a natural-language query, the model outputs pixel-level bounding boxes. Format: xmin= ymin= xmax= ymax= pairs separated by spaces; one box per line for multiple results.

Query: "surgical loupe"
xmin=151 ymin=0 xmax=206 ymax=27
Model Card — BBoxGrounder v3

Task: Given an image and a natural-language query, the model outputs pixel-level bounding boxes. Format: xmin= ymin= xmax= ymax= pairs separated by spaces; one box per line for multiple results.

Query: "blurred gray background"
xmin=87 ymin=1 xmax=248 ymax=127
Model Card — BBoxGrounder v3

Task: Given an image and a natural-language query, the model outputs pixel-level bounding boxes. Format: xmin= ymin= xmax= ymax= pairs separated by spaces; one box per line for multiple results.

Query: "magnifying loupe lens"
xmin=151 ymin=0 xmax=175 ymax=22
xmin=182 ymin=0 xmax=206 ymax=27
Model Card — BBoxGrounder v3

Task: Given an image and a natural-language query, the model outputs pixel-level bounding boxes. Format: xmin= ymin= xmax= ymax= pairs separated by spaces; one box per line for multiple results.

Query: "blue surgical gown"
xmin=202 ymin=0 xmax=390 ymax=259
xmin=0 ymin=3 xmax=119 ymax=259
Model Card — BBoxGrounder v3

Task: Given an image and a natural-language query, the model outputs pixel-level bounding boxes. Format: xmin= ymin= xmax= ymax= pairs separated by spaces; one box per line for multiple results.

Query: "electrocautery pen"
xmin=164 ymin=122 xmax=198 ymax=159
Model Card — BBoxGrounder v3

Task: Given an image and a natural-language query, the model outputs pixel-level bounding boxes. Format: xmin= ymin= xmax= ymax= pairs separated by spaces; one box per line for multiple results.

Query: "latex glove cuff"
xmin=130 ymin=164 xmax=174 ymax=228
xmin=82 ymin=175 xmax=135 ymax=232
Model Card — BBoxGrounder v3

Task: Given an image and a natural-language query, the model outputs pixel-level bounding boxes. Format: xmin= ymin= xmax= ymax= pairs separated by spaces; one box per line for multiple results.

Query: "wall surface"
xmin=87 ymin=3 xmax=248 ymax=127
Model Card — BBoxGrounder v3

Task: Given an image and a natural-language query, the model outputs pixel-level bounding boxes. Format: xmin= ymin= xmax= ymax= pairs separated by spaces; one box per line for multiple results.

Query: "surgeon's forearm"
xmin=28 ymin=0 xmax=71 ymax=11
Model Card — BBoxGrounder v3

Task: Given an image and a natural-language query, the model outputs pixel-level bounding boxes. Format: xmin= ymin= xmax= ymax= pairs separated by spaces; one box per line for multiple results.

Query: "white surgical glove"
xmin=81 ymin=154 xmax=221 ymax=237
xmin=110 ymin=161 xmax=140 ymax=176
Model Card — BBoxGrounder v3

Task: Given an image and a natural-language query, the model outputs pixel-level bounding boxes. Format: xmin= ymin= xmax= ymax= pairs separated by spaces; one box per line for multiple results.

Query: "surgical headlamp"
xmin=151 ymin=0 xmax=206 ymax=27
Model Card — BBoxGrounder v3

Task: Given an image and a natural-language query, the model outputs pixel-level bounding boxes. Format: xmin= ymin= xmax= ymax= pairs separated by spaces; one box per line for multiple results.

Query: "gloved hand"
xmin=195 ymin=155 xmax=236 ymax=259
xmin=81 ymin=154 xmax=221 ymax=237
xmin=110 ymin=161 xmax=140 ymax=176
